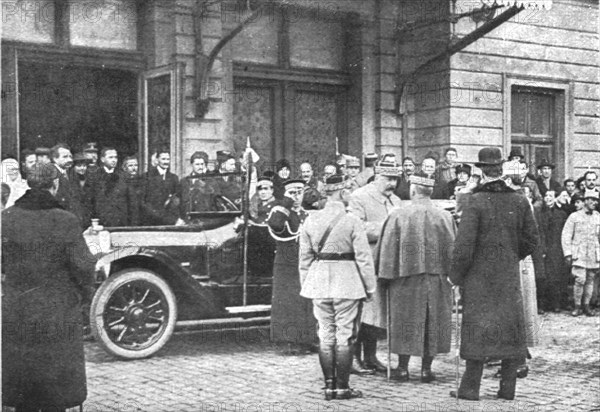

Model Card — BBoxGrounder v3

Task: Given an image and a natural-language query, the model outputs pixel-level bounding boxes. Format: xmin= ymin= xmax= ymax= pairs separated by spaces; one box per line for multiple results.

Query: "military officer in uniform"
xmin=348 ymin=161 xmax=402 ymax=374
xmin=299 ymin=174 xmax=377 ymax=400
xmin=375 ymin=175 xmax=456 ymax=382
xmin=345 ymin=156 xmax=361 ymax=192
xmin=267 ymin=179 xmax=316 ymax=351
xmin=354 ymin=153 xmax=378 ymax=187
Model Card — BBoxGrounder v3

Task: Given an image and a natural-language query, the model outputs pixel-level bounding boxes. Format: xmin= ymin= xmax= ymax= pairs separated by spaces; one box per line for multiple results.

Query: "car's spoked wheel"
xmin=91 ymin=269 xmax=177 ymax=359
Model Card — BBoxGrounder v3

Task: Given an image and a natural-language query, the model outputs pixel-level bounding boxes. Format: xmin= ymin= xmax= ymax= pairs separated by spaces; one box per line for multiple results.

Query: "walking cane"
xmin=453 ymin=286 xmax=459 ymax=402
xmin=387 ymin=285 xmax=391 ymax=381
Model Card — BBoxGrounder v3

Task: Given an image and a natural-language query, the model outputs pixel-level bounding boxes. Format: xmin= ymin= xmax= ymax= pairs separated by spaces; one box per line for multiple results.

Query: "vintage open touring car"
xmin=83 ymin=170 xmax=274 ymax=359
xmin=84 ymin=166 xmax=457 ymax=360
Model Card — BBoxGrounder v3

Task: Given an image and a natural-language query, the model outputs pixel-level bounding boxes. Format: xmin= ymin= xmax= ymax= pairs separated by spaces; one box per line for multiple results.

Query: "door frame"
xmin=1 ymin=42 xmax=144 ymax=161
xmin=140 ymin=63 xmax=185 ymax=177
xmin=503 ymin=74 xmax=573 ymax=180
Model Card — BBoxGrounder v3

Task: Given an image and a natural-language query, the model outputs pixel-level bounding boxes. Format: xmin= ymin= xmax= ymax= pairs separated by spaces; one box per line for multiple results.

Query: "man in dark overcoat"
xmin=143 ymin=148 xmax=180 ymax=225
xmin=86 ymin=147 xmax=129 ymax=227
xmin=267 ymin=178 xmax=316 ymax=350
xmin=450 ymin=147 xmax=539 ymax=401
xmin=2 ymin=163 xmax=96 ymax=411
xmin=375 ymin=175 xmax=456 ymax=383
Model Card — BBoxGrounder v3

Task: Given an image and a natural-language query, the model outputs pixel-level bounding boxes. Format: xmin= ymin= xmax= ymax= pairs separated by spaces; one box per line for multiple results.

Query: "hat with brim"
xmin=364 ymin=153 xmax=378 ymax=161
xmin=324 ymin=174 xmax=353 ymax=192
xmin=73 ymin=152 xmax=90 ymax=164
xmin=475 ymin=147 xmax=504 ymax=167
xmin=409 ymin=175 xmax=435 ymax=187
xmin=508 ymin=148 xmax=525 ymax=160
xmin=257 ymin=175 xmax=274 ymax=188
xmin=283 ymin=178 xmax=305 ymax=191
xmin=27 ymin=163 xmax=59 ymax=189
xmin=536 ymin=159 xmax=555 ymax=169
xmin=583 ymin=190 xmax=599 ymax=200
xmin=374 ymin=161 xmax=401 ymax=178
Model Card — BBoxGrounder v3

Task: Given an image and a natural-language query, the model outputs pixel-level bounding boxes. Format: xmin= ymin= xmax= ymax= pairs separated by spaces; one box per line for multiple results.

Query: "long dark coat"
xmin=68 ymin=174 xmax=92 ymax=228
xmin=538 ymin=205 xmax=568 ymax=282
xmin=143 ymin=167 xmax=180 ymax=225
xmin=2 ymin=189 xmax=96 ymax=410
xmin=86 ymin=167 xmax=129 ymax=227
xmin=450 ymin=180 xmax=539 ymax=361
xmin=267 ymin=204 xmax=316 ymax=345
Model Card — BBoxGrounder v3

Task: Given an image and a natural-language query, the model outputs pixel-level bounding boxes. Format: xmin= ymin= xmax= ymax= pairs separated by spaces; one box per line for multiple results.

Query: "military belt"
xmin=316 ymin=253 xmax=355 ymax=261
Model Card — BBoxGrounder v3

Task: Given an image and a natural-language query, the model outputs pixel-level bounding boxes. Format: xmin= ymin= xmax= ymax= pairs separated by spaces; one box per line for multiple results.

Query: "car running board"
xmin=226 ymin=304 xmax=271 ymax=314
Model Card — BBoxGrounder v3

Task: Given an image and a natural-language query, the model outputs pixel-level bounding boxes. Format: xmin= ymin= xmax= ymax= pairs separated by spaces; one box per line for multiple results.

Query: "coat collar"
xmin=13 ymin=189 xmax=63 ymax=210
xmin=365 ymin=182 xmax=393 ymax=205
xmin=476 ymin=179 xmax=515 ymax=194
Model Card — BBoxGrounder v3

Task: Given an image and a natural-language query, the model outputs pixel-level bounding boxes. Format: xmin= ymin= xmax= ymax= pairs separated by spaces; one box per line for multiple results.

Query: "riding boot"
xmin=450 ymin=359 xmax=483 ymax=400
xmin=318 ymin=343 xmax=336 ymax=400
xmin=351 ymin=339 xmax=375 ymax=375
xmin=335 ymin=344 xmax=363 ymax=399
xmin=498 ymin=358 xmax=519 ymax=400
xmin=392 ymin=354 xmax=410 ymax=381
xmin=421 ymin=355 xmax=436 ymax=383
xmin=362 ymin=325 xmax=386 ymax=372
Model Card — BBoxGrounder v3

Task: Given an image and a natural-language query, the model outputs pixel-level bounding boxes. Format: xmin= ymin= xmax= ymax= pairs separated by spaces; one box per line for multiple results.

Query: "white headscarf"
xmin=1 ymin=158 xmax=29 ymax=208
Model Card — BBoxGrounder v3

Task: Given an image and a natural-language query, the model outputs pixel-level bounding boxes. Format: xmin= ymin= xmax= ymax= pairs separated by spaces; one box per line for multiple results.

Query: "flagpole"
xmin=242 ymin=136 xmax=252 ymax=306
xmin=453 ymin=286 xmax=459 ymax=402
xmin=387 ymin=285 xmax=391 ymax=381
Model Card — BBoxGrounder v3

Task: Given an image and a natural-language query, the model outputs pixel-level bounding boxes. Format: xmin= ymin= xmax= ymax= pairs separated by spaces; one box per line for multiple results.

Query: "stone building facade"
xmin=2 ymin=0 xmax=598 ymax=180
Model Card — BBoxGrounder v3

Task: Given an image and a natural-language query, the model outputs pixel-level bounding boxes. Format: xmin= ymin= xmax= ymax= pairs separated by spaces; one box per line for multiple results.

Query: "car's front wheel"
xmin=90 ymin=269 xmax=177 ymax=359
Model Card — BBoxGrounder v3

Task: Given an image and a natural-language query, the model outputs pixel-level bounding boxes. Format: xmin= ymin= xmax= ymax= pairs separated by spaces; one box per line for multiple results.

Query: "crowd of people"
xmin=1 ymin=140 xmax=599 ymax=408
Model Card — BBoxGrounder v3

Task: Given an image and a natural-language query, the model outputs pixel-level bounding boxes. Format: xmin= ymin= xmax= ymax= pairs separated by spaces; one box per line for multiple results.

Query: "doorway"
xmin=18 ymin=61 xmax=138 ymax=157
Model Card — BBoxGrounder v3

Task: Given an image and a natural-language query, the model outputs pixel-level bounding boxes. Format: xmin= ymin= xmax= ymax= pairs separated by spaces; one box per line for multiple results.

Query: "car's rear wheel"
xmin=90 ymin=269 xmax=177 ymax=359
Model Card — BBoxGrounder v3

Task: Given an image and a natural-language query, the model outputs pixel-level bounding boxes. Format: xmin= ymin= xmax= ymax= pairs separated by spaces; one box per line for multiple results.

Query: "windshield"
xmin=181 ymin=172 xmax=245 ymax=215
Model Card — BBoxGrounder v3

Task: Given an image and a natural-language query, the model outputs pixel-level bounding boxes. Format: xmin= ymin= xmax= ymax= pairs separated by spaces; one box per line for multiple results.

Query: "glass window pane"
xmin=1 ymin=0 xmax=55 ymax=43
xmin=511 ymin=90 xmax=527 ymax=134
xmin=230 ymin=13 xmax=279 ymax=65
xmin=70 ymin=0 xmax=137 ymax=50
xmin=289 ymin=16 xmax=343 ymax=70
xmin=529 ymin=93 xmax=553 ymax=135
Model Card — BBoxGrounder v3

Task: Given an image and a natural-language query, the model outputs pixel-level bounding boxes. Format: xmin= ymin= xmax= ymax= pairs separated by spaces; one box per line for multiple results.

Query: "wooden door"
xmin=141 ymin=63 xmax=184 ymax=176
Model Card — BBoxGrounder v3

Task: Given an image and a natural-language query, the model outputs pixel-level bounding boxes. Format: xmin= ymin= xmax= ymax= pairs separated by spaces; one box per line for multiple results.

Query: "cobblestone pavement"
xmin=77 ymin=312 xmax=598 ymax=412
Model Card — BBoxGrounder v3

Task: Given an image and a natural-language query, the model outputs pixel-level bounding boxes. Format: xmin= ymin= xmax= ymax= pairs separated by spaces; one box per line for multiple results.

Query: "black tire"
xmin=90 ymin=269 xmax=177 ymax=359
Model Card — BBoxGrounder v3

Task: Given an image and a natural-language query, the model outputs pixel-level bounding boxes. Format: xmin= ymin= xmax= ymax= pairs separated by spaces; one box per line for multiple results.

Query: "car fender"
xmin=95 ymin=246 xmax=227 ymax=318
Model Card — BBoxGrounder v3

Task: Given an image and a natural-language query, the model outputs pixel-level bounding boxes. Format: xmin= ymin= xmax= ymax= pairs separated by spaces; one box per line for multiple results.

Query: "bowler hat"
xmin=27 ymin=163 xmax=59 ymax=189
xmin=536 ymin=159 xmax=555 ymax=169
xmin=475 ymin=147 xmax=504 ymax=167
xmin=508 ymin=147 xmax=524 ymax=160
